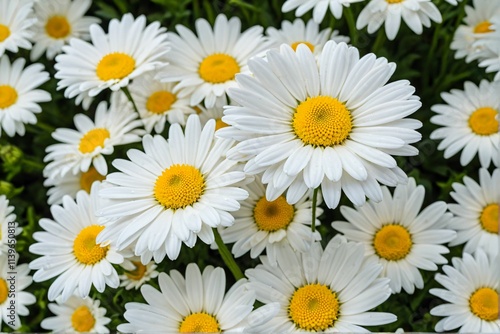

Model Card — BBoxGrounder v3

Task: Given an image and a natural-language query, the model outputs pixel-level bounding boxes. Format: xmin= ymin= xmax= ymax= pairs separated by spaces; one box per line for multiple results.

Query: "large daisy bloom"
xmin=246 ymin=235 xmax=396 ymax=332
xmin=30 ymin=0 xmax=100 ymax=61
xmin=219 ymin=41 xmax=422 ymax=209
xmin=0 ymin=195 xmax=21 ymax=255
xmin=96 ymin=114 xmax=248 ymax=263
xmin=219 ymin=175 xmax=322 ymax=264
xmin=0 ymin=55 xmax=51 ymax=137
xmin=332 ymin=177 xmax=456 ymax=294
xmin=54 ymin=13 xmax=169 ymax=100
xmin=118 ymin=263 xmax=279 ymax=333
xmin=430 ymin=80 xmax=499 ymax=168
xmin=281 ymin=0 xmax=363 ymax=23
xmin=40 ymin=294 xmax=111 ymax=333
xmin=447 ymin=168 xmax=500 ymax=257
xmin=29 ymin=189 xmax=123 ymax=302
xmin=118 ymin=256 xmax=159 ymax=290
xmin=157 ymin=14 xmax=267 ymax=108
xmin=356 ymin=0 xmax=442 ymax=41
xmin=0 ymin=0 xmax=35 ymax=56
xmin=430 ymin=249 xmax=500 ymax=332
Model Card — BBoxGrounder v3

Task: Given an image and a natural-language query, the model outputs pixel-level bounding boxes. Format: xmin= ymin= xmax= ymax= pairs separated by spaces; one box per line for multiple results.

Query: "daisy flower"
xmin=447 ymin=168 xmax=500 ymax=257
xmin=219 ymin=175 xmax=322 ymax=264
xmin=0 ymin=0 xmax=35 ymax=56
xmin=281 ymin=0 xmax=363 ymax=23
xmin=356 ymin=0 xmax=442 ymax=41
xmin=157 ymin=14 xmax=267 ymax=108
xmin=96 ymin=114 xmax=248 ymax=263
xmin=119 ymin=256 xmax=159 ymax=290
xmin=0 ymin=55 xmax=51 ymax=137
xmin=430 ymin=249 xmax=500 ymax=332
xmin=43 ymin=97 xmax=144 ymax=179
xmin=430 ymin=80 xmax=499 ymax=168
xmin=332 ymin=177 xmax=456 ymax=294
xmin=29 ymin=189 xmax=123 ymax=302
xmin=40 ymin=294 xmax=111 ymax=333
xmin=219 ymin=41 xmax=422 ymax=209
xmin=118 ymin=263 xmax=278 ymax=333
xmin=478 ymin=30 xmax=500 ymax=81
xmin=197 ymin=100 xmax=231 ymax=132
xmin=30 ymin=0 xmax=100 ymax=61
xmin=0 ymin=195 xmax=22 ymax=255
xmin=246 ymin=235 xmax=396 ymax=332
xmin=54 ymin=13 xmax=169 ymax=100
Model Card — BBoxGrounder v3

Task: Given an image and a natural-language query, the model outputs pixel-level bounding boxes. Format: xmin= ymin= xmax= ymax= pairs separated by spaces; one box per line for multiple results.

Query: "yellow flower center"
xmin=469 ymin=287 xmax=498 ymax=321
xmin=0 ymin=85 xmax=18 ymax=109
xmin=96 ymin=52 xmax=135 ymax=81
xmin=373 ymin=224 xmax=412 ymax=261
xmin=73 ymin=225 xmax=109 ymax=265
xmin=291 ymin=41 xmax=315 ymax=52
xmin=253 ymin=195 xmax=295 ymax=232
xmin=480 ymin=203 xmax=499 ymax=234
xmin=78 ymin=128 xmax=110 ymax=154
xmin=154 ymin=164 xmax=205 ymax=210
xmin=0 ymin=24 xmax=10 ymax=42
xmin=45 ymin=15 xmax=71 ymax=39
xmin=0 ymin=279 xmax=8 ymax=304
xmin=288 ymin=284 xmax=340 ymax=332
xmin=468 ymin=107 xmax=499 ymax=136
xmin=474 ymin=21 xmax=493 ymax=34
xmin=198 ymin=53 xmax=240 ymax=84
xmin=215 ymin=118 xmax=229 ymax=131
xmin=179 ymin=312 xmax=220 ymax=333
xmin=146 ymin=90 xmax=177 ymax=114
xmin=293 ymin=96 xmax=352 ymax=147
xmin=386 ymin=0 xmax=404 ymax=3
xmin=125 ymin=261 xmax=147 ymax=281
xmin=79 ymin=166 xmax=106 ymax=193
xmin=71 ymin=305 xmax=96 ymax=332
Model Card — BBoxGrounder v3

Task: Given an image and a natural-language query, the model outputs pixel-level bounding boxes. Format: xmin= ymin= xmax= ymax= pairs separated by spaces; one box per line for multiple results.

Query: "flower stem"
xmin=371 ymin=29 xmax=386 ymax=54
xmin=311 ymin=187 xmax=319 ymax=232
xmin=213 ymin=228 xmax=245 ymax=281
xmin=121 ymin=86 xmax=140 ymax=115
xmin=344 ymin=7 xmax=358 ymax=46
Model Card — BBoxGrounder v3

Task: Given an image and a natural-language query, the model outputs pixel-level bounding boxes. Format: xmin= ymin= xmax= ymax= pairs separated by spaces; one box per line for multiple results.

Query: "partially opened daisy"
xmin=430 ymin=80 xmax=499 ymax=168
xmin=55 ymin=13 xmax=169 ymax=100
xmin=119 ymin=256 xmax=159 ymax=290
xmin=30 ymin=0 xmax=100 ymax=61
xmin=332 ymin=177 xmax=456 ymax=294
xmin=0 ymin=195 xmax=21 ymax=255
xmin=281 ymin=0 xmax=363 ymax=23
xmin=0 ymin=55 xmax=51 ymax=137
xmin=0 ymin=0 xmax=35 ymax=56
xmin=356 ymin=0 xmax=442 ymax=41
xmin=246 ymin=235 xmax=396 ymax=332
xmin=430 ymin=249 xmax=500 ymax=332
xmin=97 ymin=114 xmax=248 ymax=263
xmin=219 ymin=41 xmax=422 ymax=209
xmin=157 ymin=14 xmax=267 ymax=108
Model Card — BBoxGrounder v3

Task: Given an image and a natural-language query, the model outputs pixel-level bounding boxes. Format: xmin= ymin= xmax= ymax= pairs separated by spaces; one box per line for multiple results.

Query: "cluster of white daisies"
xmin=0 ymin=0 xmax=498 ymax=332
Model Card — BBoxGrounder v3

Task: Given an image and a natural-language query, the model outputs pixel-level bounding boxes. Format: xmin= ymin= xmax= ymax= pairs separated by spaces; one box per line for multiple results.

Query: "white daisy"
xmin=96 ymin=114 xmax=248 ymax=263
xmin=356 ymin=0 xmax=442 ymax=41
xmin=219 ymin=175 xmax=322 ymax=264
xmin=197 ymin=101 xmax=231 ymax=132
xmin=447 ymin=168 xmax=500 ymax=257
xmin=332 ymin=177 xmax=456 ymax=294
xmin=281 ymin=0 xmax=363 ymax=23
xmin=118 ymin=263 xmax=278 ymax=333
xmin=246 ymin=235 xmax=396 ymax=332
xmin=0 ymin=55 xmax=51 ymax=137
xmin=43 ymin=96 xmax=144 ymax=179
xmin=40 ymin=294 xmax=111 ymax=333
xmin=430 ymin=249 xmax=500 ymax=332
xmin=0 ymin=0 xmax=35 ymax=56
xmin=29 ymin=189 xmax=123 ymax=302
xmin=430 ymin=80 xmax=500 ymax=168
xmin=119 ymin=256 xmax=159 ymax=290
xmin=157 ymin=14 xmax=267 ymax=108
xmin=54 ymin=13 xmax=169 ymax=100
xmin=478 ymin=30 xmax=500 ymax=81
xmin=219 ymin=41 xmax=422 ymax=209
xmin=30 ymin=0 xmax=100 ymax=61
xmin=0 ymin=195 xmax=22 ymax=255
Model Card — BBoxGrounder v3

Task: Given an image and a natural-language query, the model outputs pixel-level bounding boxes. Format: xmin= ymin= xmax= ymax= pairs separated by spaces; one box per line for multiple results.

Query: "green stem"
xmin=121 ymin=86 xmax=140 ymax=115
xmin=22 ymin=158 xmax=45 ymax=171
xmin=371 ymin=29 xmax=386 ymax=54
xmin=311 ymin=187 xmax=319 ymax=232
xmin=344 ymin=7 xmax=358 ymax=46
xmin=213 ymin=228 xmax=244 ymax=281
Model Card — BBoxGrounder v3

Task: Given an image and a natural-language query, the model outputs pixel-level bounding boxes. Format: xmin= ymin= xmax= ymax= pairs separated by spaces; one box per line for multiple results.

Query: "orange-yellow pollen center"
xmin=469 ymin=287 xmax=498 ymax=321
xmin=373 ymin=224 xmax=412 ymax=261
xmin=73 ymin=225 xmax=109 ymax=265
xmin=146 ymin=90 xmax=177 ymax=114
xmin=96 ymin=52 xmax=135 ymax=81
xmin=474 ymin=21 xmax=493 ymax=34
xmin=199 ymin=53 xmax=240 ymax=84
xmin=79 ymin=166 xmax=106 ymax=193
xmin=179 ymin=312 xmax=220 ymax=333
xmin=0 ymin=85 xmax=18 ymax=109
xmin=480 ymin=203 xmax=499 ymax=234
xmin=45 ymin=16 xmax=71 ymax=39
xmin=0 ymin=279 xmax=8 ymax=304
xmin=78 ymin=128 xmax=110 ymax=154
xmin=125 ymin=261 xmax=147 ymax=281
xmin=291 ymin=41 xmax=315 ymax=52
xmin=0 ymin=24 xmax=10 ymax=42
xmin=253 ymin=195 xmax=295 ymax=232
xmin=468 ymin=107 xmax=499 ymax=136
xmin=71 ymin=305 xmax=96 ymax=332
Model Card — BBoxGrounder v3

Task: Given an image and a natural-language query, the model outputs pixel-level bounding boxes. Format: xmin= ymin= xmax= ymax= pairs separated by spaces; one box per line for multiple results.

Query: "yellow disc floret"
xmin=199 ymin=53 xmax=240 ymax=84
xmin=96 ymin=52 xmax=135 ymax=81
xmin=474 ymin=21 xmax=493 ymax=34
xmin=146 ymin=91 xmax=177 ymax=114
xmin=78 ymin=128 xmax=110 ymax=154
xmin=373 ymin=224 xmax=412 ymax=261
xmin=386 ymin=0 xmax=404 ymax=3
xmin=45 ymin=16 xmax=71 ymax=39
xmin=469 ymin=287 xmax=498 ymax=321
xmin=291 ymin=41 xmax=315 ymax=52
xmin=0 ymin=24 xmax=10 ymax=42
xmin=71 ymin=305 xmax=96 ymax=332
xmin=215 ymin=118 xmax=229 ymax=131
xmin=0 ymin=279 xmax=8 ymax=304
xmin=73 ymin=225 xmax=109 ymax=265
xmin=0 ymin=85 xmax=18 ymax=109
xmin=480 ymin=203 xmax=499 ymax=234
xmin=125 ymin=261 xmax=147 ymax=281
xmin=253 ymin=195 xmax=295 ymax=232
xmin=468 ymin=107 xmax=499 ymax=136
xmin=80 ymin=166 xmax=106 ymax=193
xmin=179 ymin=312 xmax=220 ymax=333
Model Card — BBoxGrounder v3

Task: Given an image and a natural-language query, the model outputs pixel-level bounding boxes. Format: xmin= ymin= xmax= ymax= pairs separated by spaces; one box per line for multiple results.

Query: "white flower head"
xmin=118 ymin=256 xmax=159 ymax=290
xmin=0 ymin=195 xmax=22 ymax=255
xmin=281 ymin=0 xmax=364 ymax=23
xmin=0 ymin=0 xmax=36 ymax=56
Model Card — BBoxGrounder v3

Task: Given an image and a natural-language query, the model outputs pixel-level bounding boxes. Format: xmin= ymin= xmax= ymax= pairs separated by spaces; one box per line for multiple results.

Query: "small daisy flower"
xmin=30 ymin=0 xmax=100 ymax=61
xmin=40 ymin=294 xmax=111 ymax=333
xmin=119 ymin=256 xmax=159 ymax=290
xmin=281 ymin=0 xmax=363 ymax=23
xmin=157 ymin=14 xmax=267 ymax=108
xmin=219 ymin=41 xmax=422 ymax=209
xmin=0 ymin=195 xmax=22 ymax=255
xmin=197 ymin=102 xmax=231 ymax=132
xmin=0 ymin=0 xmax=36 ymax=56
xmin=219 ymin=175 xmax=322 ymax=264
xmin=430 ymin=249 xmax=500 ymax=332
xmin=0 ymin=55 xmax=51 ymax=137
xmin=97 ymin=114 xmax=248 ymax=263
xmin=43 ymin=97 xmax=144 ymax=179
xmin=29 ymin=189 xmax=123 ymax=302
xmin=356 ymin=0 xmax=442 ymax=41
xmin=447 ymin=168 xmax=500 ymax=257
xmin=430 ymin=80 xmax=499 ymax=168
xmin=55 ymin=13 xmax=169 ymax=100
xmin=246 ymin=235 xmax=396 ymax=332
xmin=332 ymin=177 xmax=456 ymax=294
